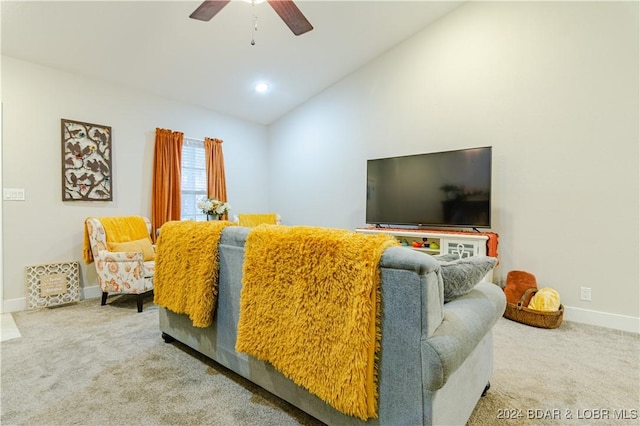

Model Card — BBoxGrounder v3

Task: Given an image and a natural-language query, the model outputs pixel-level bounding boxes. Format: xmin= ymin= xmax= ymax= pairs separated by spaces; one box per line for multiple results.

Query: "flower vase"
xmin=207 ymin=214 xmax=221 ymax=221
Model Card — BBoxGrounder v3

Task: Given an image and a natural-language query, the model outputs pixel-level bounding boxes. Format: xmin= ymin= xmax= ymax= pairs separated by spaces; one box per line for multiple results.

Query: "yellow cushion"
xmin=528 ymin=287 xmax=561 ymax=312
xmin=108 ymin=238 xmax=155 ymax=261
xmin=238 ymin=213 xmax=278 ymax=228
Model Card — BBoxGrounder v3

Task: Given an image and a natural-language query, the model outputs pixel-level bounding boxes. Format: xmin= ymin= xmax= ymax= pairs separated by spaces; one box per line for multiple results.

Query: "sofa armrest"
xmin=381 ymin=247 xmax=444 ymax=337
xmin=380 ymin=246 xmax=440 ymax=275
xmin=421 ymin=281 xmax=506 ymax=391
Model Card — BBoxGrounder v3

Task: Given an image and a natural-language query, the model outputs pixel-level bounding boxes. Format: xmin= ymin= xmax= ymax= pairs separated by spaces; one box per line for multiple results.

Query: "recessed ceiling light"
xmin=255 ymin=82 xmax=270 ymax=93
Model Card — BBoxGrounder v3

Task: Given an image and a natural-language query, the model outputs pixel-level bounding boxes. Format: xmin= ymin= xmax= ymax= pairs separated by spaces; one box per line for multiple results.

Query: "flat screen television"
xmin=366 ymin=146 xmax=492 ymax=228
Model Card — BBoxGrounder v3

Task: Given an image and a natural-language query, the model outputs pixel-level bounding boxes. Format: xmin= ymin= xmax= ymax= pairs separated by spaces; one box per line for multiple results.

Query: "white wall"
xmin=268 ymin=2 xmax=639 ymax=331
xmin=1 ymin=56 xmax=269 ymax=309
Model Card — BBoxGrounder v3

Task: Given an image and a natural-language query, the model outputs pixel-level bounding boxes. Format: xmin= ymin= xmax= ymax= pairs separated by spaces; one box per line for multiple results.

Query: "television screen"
xmin=366 ymin=146 xmax=492 ymax=228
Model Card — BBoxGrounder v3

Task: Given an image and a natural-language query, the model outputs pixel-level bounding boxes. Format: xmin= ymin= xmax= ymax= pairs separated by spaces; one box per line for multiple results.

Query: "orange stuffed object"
xmin=504 ymin=270 xmax=538 ymax=306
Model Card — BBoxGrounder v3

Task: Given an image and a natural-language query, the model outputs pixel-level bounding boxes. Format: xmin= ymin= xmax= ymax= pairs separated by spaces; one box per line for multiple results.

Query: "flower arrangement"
xmin=197 ymin=197 xmax=231 ymax=216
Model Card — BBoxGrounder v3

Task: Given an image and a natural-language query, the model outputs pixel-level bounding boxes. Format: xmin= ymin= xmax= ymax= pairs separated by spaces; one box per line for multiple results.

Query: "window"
xmin=180 ymin=138 xmax=207 ymax=221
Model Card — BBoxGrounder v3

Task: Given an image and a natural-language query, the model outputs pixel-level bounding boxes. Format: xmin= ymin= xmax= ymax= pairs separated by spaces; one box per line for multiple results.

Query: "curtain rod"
xmin=184 ymin=136 xmax=204 ymax=142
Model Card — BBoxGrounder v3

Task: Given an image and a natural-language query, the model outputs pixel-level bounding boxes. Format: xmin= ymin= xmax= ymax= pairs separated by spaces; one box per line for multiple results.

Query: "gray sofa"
xmin=158 ymin=226 xmax=506 ymax=425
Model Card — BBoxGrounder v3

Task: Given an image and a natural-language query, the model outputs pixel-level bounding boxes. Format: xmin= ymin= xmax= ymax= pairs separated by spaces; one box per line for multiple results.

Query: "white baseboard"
xmin=2 ymin=297 xmax=25 ymax=314
xmin=4 ymin=291 xmax=638 ymax=333
xmin=564 ymin=305 xmax=640 ymax=334
xmin=2 ymin=285 xmax=102 ymax=314
xmin=82 ymin=285 xmax=102 ymax=300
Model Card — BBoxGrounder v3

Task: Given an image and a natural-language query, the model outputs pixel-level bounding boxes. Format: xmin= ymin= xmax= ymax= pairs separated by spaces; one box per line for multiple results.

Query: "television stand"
xmin=355 ymin=227 xmax=497 ymax=259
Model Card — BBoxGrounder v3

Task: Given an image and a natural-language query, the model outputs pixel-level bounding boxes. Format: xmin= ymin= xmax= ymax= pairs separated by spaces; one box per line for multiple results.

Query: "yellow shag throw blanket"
xmin=236 ymin=225 xmax=399 ymax=420
xmin=153 ymin=220 xmax=234 ymax=328
xmin=82 ymin=216 xmax=150 ymax=264
xmin=237 ymin=213 xmax=278 ymax=227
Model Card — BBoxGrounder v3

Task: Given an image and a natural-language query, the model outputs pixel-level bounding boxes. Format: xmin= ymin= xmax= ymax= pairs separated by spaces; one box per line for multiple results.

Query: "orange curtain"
xmin=151 ymin=128 xmax=184 ymax=241
xmin=204 ymin=137 xmax=227 ymax=201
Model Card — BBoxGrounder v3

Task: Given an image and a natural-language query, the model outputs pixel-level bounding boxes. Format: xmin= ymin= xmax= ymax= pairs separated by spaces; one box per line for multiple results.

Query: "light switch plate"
xmin=3 ymin=188 xmax=25 ymax=201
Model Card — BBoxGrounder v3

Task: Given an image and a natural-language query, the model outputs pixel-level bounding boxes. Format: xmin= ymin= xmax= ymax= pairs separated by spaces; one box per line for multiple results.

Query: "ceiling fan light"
xmin=255 ymin=82 xmax=270 ymax=93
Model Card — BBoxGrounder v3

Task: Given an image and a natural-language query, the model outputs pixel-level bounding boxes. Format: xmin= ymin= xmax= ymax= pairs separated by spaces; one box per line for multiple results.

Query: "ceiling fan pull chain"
xmin=250 ymin=1 xmax=258 ymax=46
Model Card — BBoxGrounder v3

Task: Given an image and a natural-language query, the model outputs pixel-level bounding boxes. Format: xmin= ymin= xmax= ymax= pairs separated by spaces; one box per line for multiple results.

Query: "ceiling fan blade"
xmin=267 ymin=0 xmax=313 ymax=36
xmin=189 ymin=0 xmax=231 ymax=22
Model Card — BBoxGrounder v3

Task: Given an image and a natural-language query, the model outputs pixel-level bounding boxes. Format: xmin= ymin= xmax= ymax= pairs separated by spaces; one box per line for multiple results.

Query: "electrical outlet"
xmin=580 ymin=287 xmax=592 ymax=301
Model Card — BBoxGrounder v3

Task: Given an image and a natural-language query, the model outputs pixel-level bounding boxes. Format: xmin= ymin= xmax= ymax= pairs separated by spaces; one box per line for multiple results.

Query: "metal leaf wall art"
xmin=61 ymin=119 xmax=112 ymax=201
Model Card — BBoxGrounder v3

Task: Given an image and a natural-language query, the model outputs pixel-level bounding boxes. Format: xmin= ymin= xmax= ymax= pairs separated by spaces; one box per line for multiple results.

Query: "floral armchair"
xmin=85 ymin=217 xmax=154 ymax=312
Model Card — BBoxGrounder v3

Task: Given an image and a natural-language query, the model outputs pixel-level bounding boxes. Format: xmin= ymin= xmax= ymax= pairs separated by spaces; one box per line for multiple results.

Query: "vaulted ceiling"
xmin=1 ymin=1 xmax=462 ymax=124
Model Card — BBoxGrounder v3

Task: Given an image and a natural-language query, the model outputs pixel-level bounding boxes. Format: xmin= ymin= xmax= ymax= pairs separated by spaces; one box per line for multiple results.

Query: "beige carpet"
xmin=470 ymin=315 xmax=639 ymax=425
xmin=1 ymin=296 xmax=638 ymax=425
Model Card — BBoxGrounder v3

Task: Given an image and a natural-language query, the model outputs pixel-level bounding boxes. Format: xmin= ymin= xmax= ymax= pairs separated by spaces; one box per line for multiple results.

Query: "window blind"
xmin=181 ymin=138 xmax=207 ymax=221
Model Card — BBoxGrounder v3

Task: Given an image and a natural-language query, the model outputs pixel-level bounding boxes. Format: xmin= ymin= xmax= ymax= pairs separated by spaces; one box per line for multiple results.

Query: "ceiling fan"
xmin=189 ymin=0 xmax=313 ymax=36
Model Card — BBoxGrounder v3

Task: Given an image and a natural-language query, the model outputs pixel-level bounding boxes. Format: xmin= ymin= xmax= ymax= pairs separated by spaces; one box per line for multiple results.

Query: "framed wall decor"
xmin=61 ymin=118 xmax=112 ymax=201
xmin=25 ymin=261 xmax=80 ymax=309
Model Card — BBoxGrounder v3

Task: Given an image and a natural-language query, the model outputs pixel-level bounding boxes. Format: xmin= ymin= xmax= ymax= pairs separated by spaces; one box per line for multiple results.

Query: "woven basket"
xmin=503 ymin=288 xmax=564 ymax=329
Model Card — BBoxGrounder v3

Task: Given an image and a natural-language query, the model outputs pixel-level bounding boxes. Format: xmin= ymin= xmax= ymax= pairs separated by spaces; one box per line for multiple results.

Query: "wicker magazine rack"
xmin=503 ymin=288 xmax=564 ymax=329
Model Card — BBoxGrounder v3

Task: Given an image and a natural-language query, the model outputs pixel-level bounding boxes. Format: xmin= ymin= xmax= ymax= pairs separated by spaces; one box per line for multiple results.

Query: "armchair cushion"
xmin=108 ymin=238 xmax=155 ymax=261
